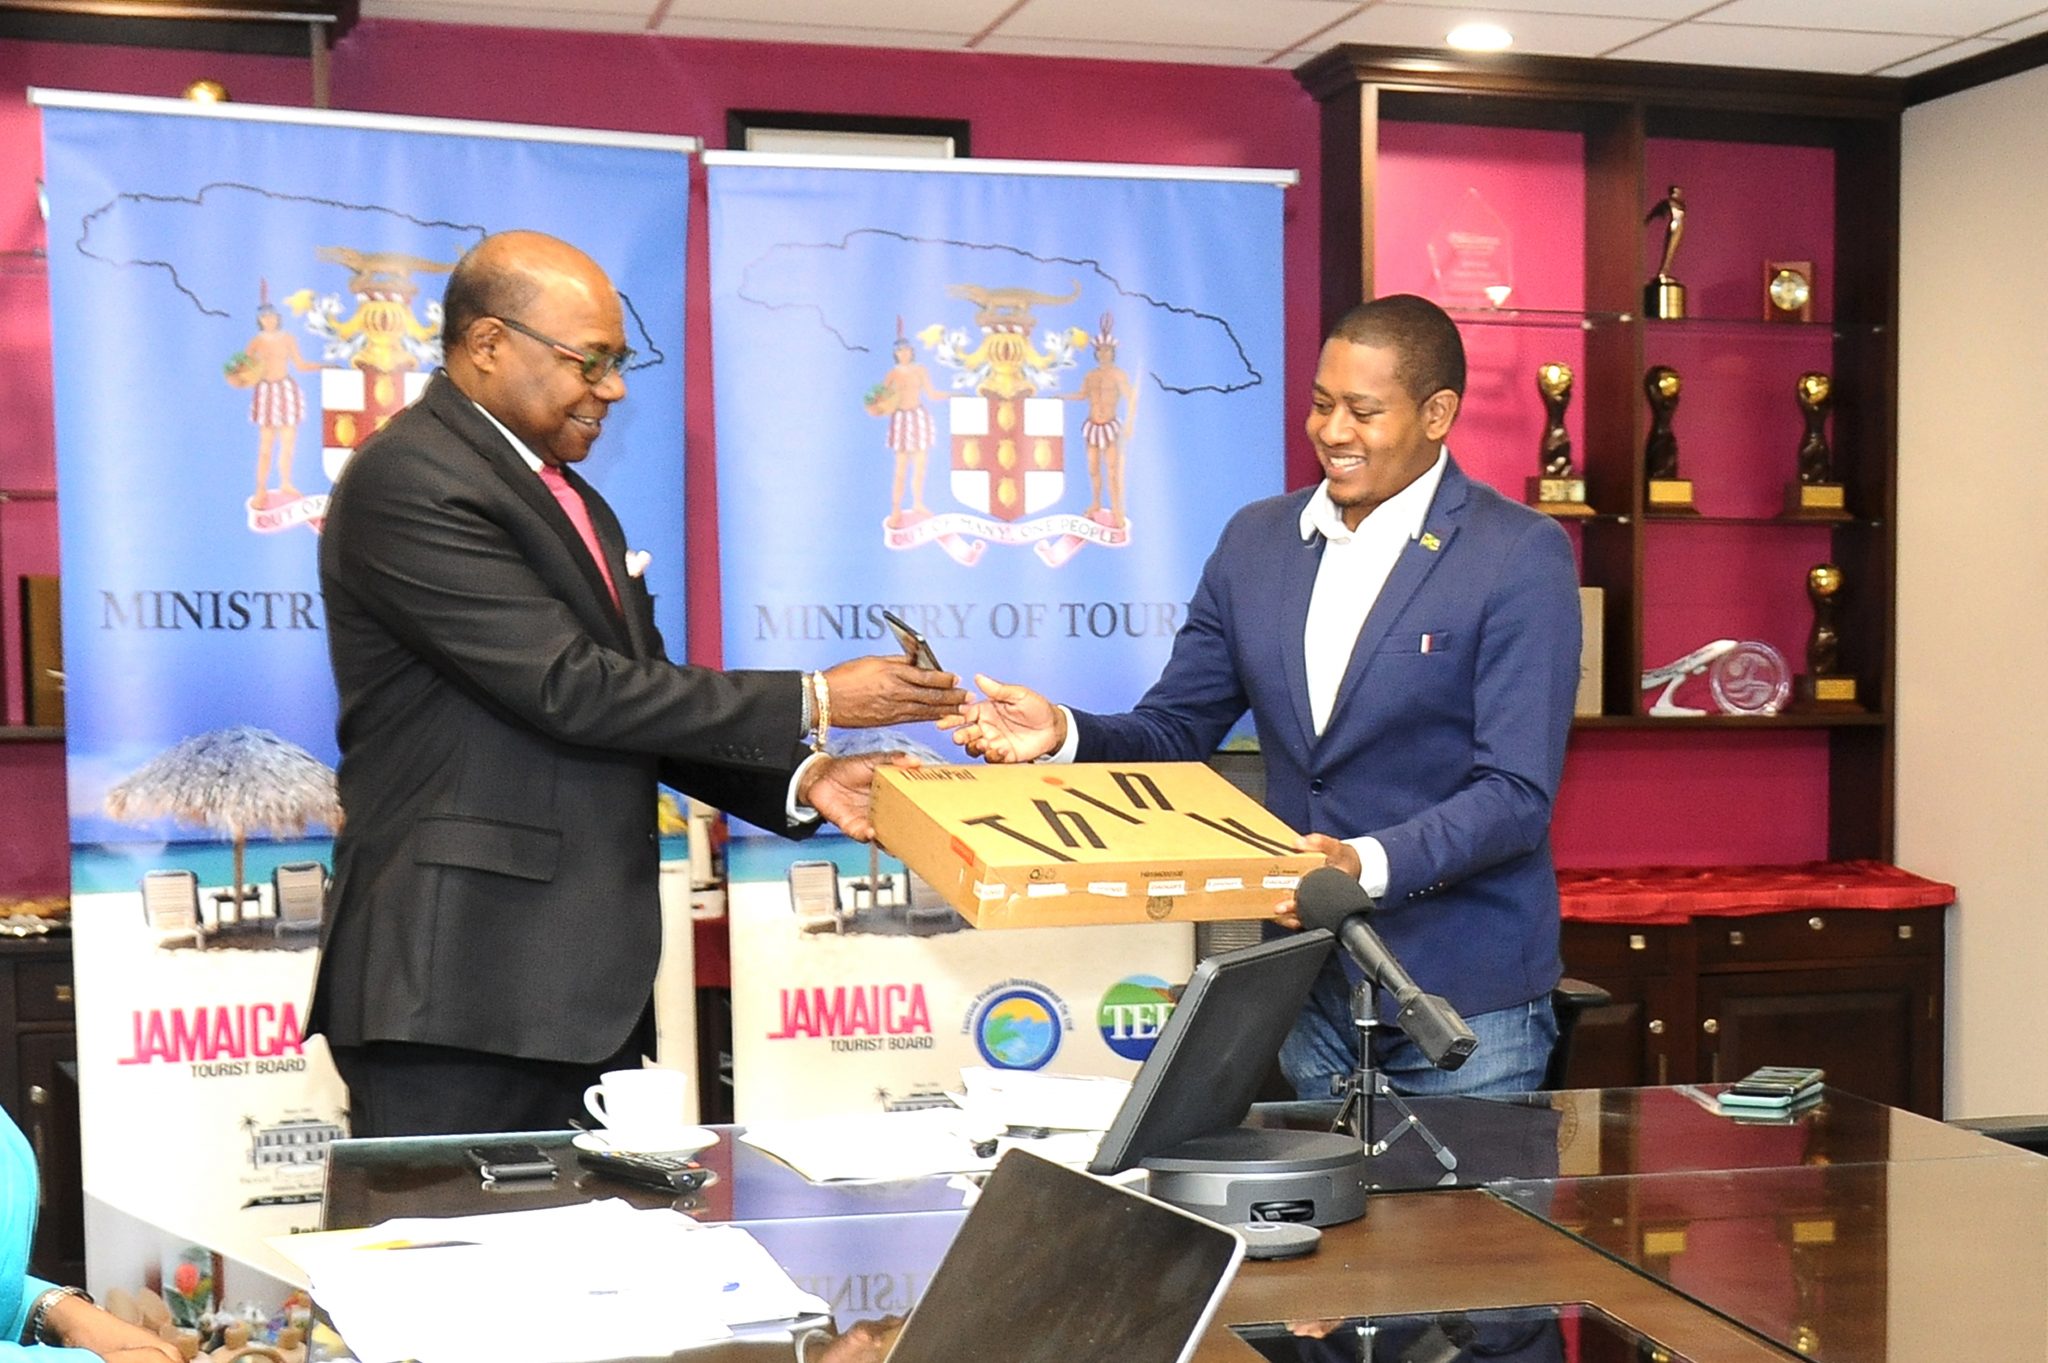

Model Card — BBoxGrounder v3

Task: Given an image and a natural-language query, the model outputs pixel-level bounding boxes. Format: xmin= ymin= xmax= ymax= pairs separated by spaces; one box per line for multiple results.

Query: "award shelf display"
xmin=872 ymin=763 xmax=1318 ymax=928
xmin=1527 ymin=362 xmax=1592 ymax=516
xmin=1786 ymin=371 xmax=1849 ymax=520
xmin=1642 ymin=365 xmax=1694 ymax=513
xmin=1797 ymin=563 xmax=1859 ymax=709
xmin=1643 ymin=185 xmax=1687 ymax=320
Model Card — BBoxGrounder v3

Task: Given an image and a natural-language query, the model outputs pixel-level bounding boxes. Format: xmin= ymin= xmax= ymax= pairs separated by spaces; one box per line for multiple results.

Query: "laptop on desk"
xmin=883 ymin=1148 xmax=1245 ymax=1363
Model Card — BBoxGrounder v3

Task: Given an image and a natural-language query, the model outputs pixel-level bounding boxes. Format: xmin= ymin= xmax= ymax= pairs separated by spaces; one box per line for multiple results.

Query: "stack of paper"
xmin=270 ymin=1200 xmax=826 ymax=1363
xmin=738 ymin=1069 xmax=1130 ymax=1183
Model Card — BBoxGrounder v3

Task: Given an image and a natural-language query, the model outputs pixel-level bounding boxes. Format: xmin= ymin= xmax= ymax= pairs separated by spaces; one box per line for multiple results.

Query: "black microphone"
xmin=1295 ymin=867 xmax=1478 ymax=1071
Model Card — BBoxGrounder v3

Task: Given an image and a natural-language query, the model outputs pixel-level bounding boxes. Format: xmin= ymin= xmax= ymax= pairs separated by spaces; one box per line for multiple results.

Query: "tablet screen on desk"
xmin=885 ymin=1149 xmax=1244 ymax=1363
xmin=1089 ymin=929 xmax=1334 ymax=1175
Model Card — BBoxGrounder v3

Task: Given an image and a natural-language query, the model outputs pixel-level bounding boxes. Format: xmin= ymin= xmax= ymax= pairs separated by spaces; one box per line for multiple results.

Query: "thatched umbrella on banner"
xmin=104 ymin=726 xmax=341 ymax=918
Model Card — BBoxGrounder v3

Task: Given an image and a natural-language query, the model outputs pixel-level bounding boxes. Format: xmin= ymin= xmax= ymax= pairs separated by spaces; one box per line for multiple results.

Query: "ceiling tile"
xmin=658 ymin=0 xmax=1011 ymax=34
xmin=1705 ymin=0 xmax=2045 ymax=38
xmin=1610 ymin=21 xmax=1944 ymax=71
xmin=1875 ymin=36 xmax=2004 ymax=73
xmin=992 ymin=0 xmax=1358 ymax=52
xmin=1984 ymin=10 xmax=2048 ymax=40
xmin=1303 ymin=5 xmax=1668 ymax=58
xmin=1375 ymin=0 xmax=1707 ymax=15
xmin=973 ymin=33 xmax=1277 ymax=65
xmin=363 ymin=1 xmax=654 ymax=29
xmin=651 ymin=16 xmax=971 ymax=48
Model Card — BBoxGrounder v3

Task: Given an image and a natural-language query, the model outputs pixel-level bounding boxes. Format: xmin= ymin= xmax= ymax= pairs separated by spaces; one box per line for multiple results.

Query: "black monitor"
xmin=1088 ymin=930 xmax=1334 ymax=1175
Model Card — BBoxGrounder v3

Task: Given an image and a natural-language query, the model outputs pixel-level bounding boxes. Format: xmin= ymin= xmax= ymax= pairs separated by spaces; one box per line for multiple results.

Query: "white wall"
xmin=1900 ymin=65 xmax=2048 ymax=1118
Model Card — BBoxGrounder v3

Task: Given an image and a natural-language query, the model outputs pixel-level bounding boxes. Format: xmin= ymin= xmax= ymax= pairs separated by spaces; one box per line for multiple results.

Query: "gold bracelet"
xmin=811 ymin=671 xmax=831 ymax=752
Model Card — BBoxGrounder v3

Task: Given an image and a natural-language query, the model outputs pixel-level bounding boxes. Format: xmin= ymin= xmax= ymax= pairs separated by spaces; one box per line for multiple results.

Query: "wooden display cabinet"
xmin=1299 ymin=49 xmax=1940 ymax=1108
xmin=0 ymin=938 xmax=83 ymax=1285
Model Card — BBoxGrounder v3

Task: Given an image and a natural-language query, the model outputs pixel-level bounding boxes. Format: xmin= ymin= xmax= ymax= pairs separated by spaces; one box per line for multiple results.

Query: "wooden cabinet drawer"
xmin=1696 ymin=908 xmax=1941 ymax=968
xmin=1562 ymin=921 xmax=1674 ymax=974
xmin=14 ymin=961 xmax=74 ymax=1023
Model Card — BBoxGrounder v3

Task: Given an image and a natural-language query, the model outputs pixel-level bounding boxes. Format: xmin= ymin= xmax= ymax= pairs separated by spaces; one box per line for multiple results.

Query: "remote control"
xmin=575 ymin=1147 xmax=713 ymax=1193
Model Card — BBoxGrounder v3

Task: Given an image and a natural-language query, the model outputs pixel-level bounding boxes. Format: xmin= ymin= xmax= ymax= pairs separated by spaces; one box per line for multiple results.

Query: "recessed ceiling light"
xmin=1447 ymin=22 xmax=1513 ymax=53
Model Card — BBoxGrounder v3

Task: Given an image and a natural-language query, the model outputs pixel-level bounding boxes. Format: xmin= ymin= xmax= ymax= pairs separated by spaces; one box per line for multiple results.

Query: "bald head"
xmin=441 ymin=231 xmax=629 ymax=466
xmin=441 ymin=231 xmax=614 ymax=357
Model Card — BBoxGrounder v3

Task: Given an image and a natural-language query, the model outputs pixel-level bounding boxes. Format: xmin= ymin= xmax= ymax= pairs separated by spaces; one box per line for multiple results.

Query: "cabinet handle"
xmin=1656 ymin=1054 xmax=1668 ymax=1085
xmin=1702 ymin=1018 xmax=1719 ymax=1035
xmin=1628 ymin=934 xmax=1647 ymax=951
xmin=1897 ymin=924 xmax=1914 ymax=941
xmin=1808 ymin=916 xmax=1825 ymax=931
xmin=1648 ymin=1019 xmax=1666 ymax=1035
xmin=1728 ymin=930 xmax=1744 ymax=947
xmin=1709 ymin=1052 xmax=1721 ymax=1083
xmin=27 ymin=1086 xmax=48 ymax=1214
xmin=54 ymin=984 xmax=72 ymax=1005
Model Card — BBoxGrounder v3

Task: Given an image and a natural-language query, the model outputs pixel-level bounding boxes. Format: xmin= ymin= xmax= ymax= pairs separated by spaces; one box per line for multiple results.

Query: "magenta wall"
xmin=0 ymin=23 xmax=1849 ymax=892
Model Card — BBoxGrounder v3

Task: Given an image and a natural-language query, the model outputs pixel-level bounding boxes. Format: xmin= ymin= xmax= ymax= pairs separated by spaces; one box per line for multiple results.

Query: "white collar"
xmin=473 ymin=399 xmax=546 ymax=474
xmin=1298 ymin=446 xmax=1449 ymax=543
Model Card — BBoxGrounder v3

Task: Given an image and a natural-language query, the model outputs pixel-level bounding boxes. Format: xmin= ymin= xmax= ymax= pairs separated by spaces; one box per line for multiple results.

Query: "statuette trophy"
xmin=1527 ymin=362 xmax=1592 ymax=517
xmin=1644 ymin=365 xmax=1694 ymax=513
xmin=1785 ymin=371 xmax=1849 ymax=520
xmin=1796 ymin=563 xmax=1858 ymax=708
xmin=1644 ymin=185 xmax=1687 ymax=320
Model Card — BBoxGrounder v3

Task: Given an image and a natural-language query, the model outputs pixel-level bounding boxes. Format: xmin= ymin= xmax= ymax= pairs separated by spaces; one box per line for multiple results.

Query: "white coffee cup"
xmin=582 ymin=1067 xmax=689 ymax=1148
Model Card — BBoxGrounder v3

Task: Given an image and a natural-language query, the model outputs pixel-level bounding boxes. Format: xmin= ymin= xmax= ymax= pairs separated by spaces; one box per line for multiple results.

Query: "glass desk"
xmin=317 ymin=1089 xmax=2048 ymax=1362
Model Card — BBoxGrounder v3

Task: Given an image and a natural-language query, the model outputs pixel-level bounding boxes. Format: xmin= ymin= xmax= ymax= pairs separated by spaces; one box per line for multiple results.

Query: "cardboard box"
xmin=873 ymin=762 xmax=1320 ymax=928
xmin=1577 ymin=586 xmax=1604 ymax=717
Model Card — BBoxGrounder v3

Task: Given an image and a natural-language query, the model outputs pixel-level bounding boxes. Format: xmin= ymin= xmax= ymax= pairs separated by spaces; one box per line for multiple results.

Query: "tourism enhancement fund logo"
xmin=963 ymin=979 xmax=1072 ymax=1071
xmin=1097 ymin=974 xmax=1179 ymax=1062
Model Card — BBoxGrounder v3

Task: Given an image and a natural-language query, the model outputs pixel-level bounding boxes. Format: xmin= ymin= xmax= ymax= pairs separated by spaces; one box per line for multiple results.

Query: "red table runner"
xmin=1558 ymin=860 xmax=1955 ymax=926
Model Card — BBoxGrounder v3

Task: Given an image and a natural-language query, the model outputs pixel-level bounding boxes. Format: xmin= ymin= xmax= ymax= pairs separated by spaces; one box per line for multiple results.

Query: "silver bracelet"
xmin=26 ymin=1285 xmax=90 ymax=1344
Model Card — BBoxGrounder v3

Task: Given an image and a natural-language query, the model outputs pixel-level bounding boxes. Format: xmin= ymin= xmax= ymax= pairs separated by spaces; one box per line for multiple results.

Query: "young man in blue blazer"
xmin=947 ymin=295 xmax=1581 ymax=1099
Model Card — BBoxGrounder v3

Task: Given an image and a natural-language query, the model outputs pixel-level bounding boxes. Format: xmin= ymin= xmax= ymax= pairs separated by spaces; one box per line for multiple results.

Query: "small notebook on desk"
xmin=885 ymin=1149 xmax=1244 ymax=1363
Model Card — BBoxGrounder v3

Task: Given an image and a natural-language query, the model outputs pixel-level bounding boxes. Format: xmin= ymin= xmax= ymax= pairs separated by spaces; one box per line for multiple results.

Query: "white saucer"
xmin=572 ymin=1128 xmax=718 ymax=1156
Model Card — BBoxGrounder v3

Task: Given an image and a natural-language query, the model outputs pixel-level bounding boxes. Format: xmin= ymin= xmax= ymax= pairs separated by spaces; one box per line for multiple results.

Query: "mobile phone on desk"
xmin=465 ymin=1141 xmax=556 ymax=1182
xmin=880 ymin=608 xmax=942 ymax=671
xmin=1727 ymin=1065 xmax=1824 ymax=1099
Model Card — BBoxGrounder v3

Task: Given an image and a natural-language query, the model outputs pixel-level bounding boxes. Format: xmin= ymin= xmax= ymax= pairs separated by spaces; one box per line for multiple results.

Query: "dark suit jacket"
xmin=311 ymin=372 xmax=812 ymax=1064
xmin=1075 ymin=457 xmax=1580 ymax=1018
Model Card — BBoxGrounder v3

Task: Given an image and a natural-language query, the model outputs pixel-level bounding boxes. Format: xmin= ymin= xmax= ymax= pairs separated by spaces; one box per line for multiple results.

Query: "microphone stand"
xmin=1331 ymin=975 xmax=1459 ymax=1176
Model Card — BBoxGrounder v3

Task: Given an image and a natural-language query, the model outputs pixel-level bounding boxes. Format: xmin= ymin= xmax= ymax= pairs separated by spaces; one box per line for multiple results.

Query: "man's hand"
xmin=822 ymin=655 xmax=966 ymax=728
xmin=43 ymin=1292 xmax=181 ymax=1361
xmin=936 ymin=674 xmax=1065 ymax=763
xmin=798 ymin=751 xmax=918 ymax=842
xmin=1272 ymin=833 xmax=1364 ymax=931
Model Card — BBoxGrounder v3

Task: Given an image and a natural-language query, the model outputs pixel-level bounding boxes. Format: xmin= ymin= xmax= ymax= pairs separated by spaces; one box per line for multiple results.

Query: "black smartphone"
xmin=465 ymin=1141 xmax=556 ymax=1181
xmin=880 ymin=608 xmax=942 ymax=671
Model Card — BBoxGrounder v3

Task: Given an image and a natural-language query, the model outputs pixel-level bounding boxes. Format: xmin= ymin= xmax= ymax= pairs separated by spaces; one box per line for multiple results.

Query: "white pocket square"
xmin=624 ymin=550 xmax=652 ymax=579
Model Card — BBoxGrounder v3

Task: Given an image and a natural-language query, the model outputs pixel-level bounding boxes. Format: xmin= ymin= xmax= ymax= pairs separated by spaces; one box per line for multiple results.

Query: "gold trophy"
xmin=1644 ymin=185 xmax=1687 ymax=320
xmin=1796 ymin=563 xmax=1858 ymax=708
xmin=1644 ymin=365 xmax=1695 ymax=513
xmin=1784 ymin=371 xmax=1850 ymax=520
xmin=1527 ymin=362 xmax=1592 ymax=517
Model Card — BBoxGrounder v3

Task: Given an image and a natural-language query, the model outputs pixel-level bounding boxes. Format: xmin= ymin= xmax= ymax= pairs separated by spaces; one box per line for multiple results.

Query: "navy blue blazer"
xmin=1075 ymin=456 xmax=1581 ymax=1017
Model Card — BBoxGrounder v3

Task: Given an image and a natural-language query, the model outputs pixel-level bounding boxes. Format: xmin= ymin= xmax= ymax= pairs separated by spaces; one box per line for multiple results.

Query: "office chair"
xmin=272 ymin=861 xmax=329 ymax=939
xmin=1543 ymin=977 xmax=1613 ymax=1090
xmin=140 ymin=869 xmax=205 ymax=949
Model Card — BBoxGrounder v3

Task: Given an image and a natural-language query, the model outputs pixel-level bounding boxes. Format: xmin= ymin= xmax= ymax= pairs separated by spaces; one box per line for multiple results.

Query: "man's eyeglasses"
xmin=496 ymin=316 xmax=634 ymax=384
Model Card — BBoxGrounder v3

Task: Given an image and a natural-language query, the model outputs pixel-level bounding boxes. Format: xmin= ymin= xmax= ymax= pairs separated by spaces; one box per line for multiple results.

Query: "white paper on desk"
xmin=269 ymin=1201 xmax=826 ymax=1363
xmin=958 ymin=1065 xmax=1131 ymax=1132
xmin=741 ymin=1107 xmax=999 ymax=1182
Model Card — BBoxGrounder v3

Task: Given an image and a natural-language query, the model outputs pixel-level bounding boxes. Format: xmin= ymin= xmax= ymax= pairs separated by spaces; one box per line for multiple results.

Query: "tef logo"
xmin=1097 ymin=975 xmax=1178 ymax=1061
xmin=972 ymin=985 xmax=1065 ymax=1071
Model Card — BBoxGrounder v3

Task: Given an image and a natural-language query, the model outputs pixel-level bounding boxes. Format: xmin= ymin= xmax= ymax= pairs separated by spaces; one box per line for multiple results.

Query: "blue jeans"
xmin=1277 ymin=957 xmax=1558 ymax=1101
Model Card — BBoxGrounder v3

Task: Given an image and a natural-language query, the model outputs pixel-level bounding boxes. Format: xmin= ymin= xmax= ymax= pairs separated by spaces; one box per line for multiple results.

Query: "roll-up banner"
xmin=706 ymin=152 xmax=1292 ymax=777
xmin=35 ymin=88 xmax=694 ymax=1315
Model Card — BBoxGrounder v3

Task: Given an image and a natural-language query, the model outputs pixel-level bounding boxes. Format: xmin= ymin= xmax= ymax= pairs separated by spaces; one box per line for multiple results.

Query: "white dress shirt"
xmin=1047 ymin=448 xmax=1449 ymax=901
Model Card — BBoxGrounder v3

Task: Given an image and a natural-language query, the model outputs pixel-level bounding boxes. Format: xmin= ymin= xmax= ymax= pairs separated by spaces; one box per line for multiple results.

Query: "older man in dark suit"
xmin=313 ymin=230 xmax=963 ymax=1137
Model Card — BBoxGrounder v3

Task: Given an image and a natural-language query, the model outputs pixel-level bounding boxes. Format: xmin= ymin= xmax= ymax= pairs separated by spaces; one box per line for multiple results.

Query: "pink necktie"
xmin=536 ymin=463 xmax=621 ymax=611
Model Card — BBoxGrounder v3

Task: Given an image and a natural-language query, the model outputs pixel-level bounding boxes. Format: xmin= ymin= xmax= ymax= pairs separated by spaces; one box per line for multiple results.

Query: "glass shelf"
xmin=1574 ymin=711 xmax=1884 ymax=730
xmin=1642 ymin=513 xmax=1882 ymax=528
xmin=0 ymin=727 xmax=64 ymax=743
xmin=1445 ymin=306 xmax=1885 ymax=339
